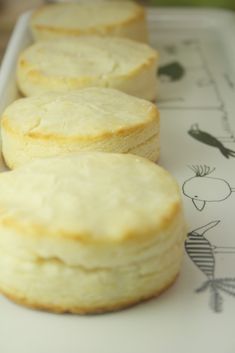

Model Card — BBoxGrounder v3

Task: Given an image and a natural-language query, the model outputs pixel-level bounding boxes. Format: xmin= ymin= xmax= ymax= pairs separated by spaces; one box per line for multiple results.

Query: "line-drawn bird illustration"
xmin=182 ymin=165 xmax=235 ymax=211
xmin=185 ymin=221 xmax=235 ymax=313
xmin=158 ymin=61 xmax=185 ymax=82
xmin=188 ymin=124 xmax=235 ymax=159
xmin=223 ymin=73 xmax=235 ymax=89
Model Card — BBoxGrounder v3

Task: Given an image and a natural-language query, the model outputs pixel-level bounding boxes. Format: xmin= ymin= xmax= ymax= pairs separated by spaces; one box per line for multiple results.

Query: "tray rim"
xmin=0 ymin=7 xmax=235 ymax=353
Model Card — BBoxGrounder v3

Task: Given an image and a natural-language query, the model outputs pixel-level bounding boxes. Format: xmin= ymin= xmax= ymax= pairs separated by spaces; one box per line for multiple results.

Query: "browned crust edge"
xmin=1 ymin=107 xmax=159 ymax=142
xmin=0 ymin=200 xmax=182 ymax=244
xmin=0 ymin=273 xmax=179 ymax=315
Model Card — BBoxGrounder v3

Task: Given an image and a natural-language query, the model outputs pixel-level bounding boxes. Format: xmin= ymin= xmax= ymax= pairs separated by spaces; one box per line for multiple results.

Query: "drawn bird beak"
xmin=192 ymin=199 xmax=206 ymax=211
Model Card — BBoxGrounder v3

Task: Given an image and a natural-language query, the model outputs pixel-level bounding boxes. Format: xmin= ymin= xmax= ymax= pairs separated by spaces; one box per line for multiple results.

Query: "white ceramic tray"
xmin=1 ymin=8 xmax=235 ymax=353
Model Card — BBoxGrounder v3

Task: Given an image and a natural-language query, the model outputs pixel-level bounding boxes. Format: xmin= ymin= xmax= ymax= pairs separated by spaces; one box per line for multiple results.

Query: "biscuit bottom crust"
xmin=0 ymin=273 xmax=178 ymax=314
xmin=0 ymin=234 xmax=183 ymax=314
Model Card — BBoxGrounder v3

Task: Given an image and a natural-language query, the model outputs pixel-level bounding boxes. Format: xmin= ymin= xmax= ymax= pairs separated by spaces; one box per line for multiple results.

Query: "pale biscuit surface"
xmin=17 ymin=36 xmax=158 ymax=100
xmin=0 ymin=153 xmax=186 ymax=313
xmin=1 ymin=88 xmax=160 ymax=168
xmin=31 ymin=1 xmax=148 ymax=42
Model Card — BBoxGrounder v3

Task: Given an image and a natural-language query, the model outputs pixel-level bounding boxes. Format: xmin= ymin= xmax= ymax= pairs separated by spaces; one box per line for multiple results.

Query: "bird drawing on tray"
xmin=182 ymin=165 xmax=235 ymax=211
xmin=188 ymin=124 xmax=235 ymax=159
xmin=158 ymin=61 xmax=185 ymax=82
xmin=185 ymin=221 xmax=235 ymax=313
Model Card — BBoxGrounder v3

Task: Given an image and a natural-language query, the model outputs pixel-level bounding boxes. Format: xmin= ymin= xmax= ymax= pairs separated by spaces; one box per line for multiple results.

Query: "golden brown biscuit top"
xmin=31 ymin=1 xmax=144 ymax=31
xmin=2 ymin=88 xmax=158 ymax=140
xmin=18 ymin=36 xmax=157 ymax=79
xmin=0 ymin=153 xmax=181 ymax=242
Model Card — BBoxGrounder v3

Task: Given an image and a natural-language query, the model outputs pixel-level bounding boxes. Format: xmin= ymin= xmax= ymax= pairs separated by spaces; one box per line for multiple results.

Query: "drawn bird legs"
xmin=185 ymin=221 xmax=235 ymax=313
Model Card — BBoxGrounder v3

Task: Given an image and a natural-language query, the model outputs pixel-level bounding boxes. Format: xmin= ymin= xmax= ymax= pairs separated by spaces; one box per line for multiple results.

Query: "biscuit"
xmin=31 ymin=1 xmax=148 ymax=42
xmin=0 ymin=152 xmax=187 ymax=314
xmin=1 ymin=88 xmax=160 ymax=169
xmin=17 ymin=36 xmax=158 ymax=100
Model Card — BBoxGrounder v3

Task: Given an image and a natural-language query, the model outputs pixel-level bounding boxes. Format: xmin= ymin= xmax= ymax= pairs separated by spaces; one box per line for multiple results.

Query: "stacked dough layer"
xmin=0 ymin=153 xmax=187 ymax=313
xmin=1 ymin=88 xmax=160 ymax=169
xmin=17 ymin=36 xmax=158 ymax=100
xmin=31 ymin=1 xmax=148 ymax=42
